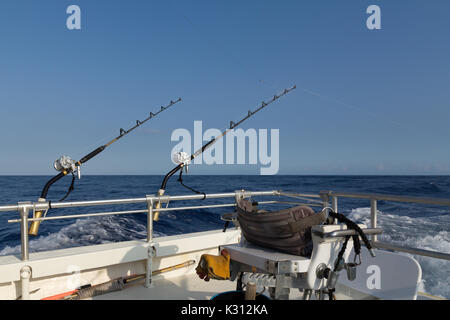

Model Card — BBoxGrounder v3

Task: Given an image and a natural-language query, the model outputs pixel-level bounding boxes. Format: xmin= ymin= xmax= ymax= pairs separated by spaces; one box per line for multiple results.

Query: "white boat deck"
xmin=91 ymin=273 xmax=238 ymax=300
xmin=88 ymin=273 xmax=360 ymax=300
xmin=88 ymin=273 xmax=444 ymax=300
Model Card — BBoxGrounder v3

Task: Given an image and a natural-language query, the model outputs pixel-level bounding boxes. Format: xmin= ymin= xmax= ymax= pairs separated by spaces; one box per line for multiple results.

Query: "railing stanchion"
xmin=331 ymin=196 xmax=338 ymax=224
xmin=18 ymin=202 xmax=31 ymax=261
xmin=319 ymin=191 xmax=330 ymax=223
xmin=145 ymin=196 xmax=155 ymax=288
xmin=147 ymin=197 xmax=154 ymax=243
xmin=370 ymin=199 xmax=378 ymax=242
xmin=18 ymin=202 xmax=32 ymax=299
xmin=20 ymin=266 xmax=32 ymax=300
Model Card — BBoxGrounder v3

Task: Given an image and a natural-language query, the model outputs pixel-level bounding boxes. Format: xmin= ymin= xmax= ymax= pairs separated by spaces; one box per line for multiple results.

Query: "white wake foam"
xmin=0 ymin=215 xmax=164 ymax=256
xmin=348 ymin=207 xmax=450 ymax=299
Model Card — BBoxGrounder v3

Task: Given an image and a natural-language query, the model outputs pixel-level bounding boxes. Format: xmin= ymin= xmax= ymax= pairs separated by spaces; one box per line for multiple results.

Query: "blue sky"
xmin=0 ymin=0 xmax=449 ymax=175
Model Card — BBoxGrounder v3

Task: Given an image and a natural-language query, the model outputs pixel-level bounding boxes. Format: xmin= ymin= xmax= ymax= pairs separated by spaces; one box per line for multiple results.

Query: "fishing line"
xmin=165 ymin=0 xmax=284 ymax=94
xmin=166 ymin=1 xmax=404 ymax=129
xmin=298 ymin=87 xmax=405 ymax=128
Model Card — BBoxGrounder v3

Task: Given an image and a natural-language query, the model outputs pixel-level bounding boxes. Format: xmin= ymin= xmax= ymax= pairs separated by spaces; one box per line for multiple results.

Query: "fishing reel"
xmin=54 ymin=155 xmax=81 ymax=179
xmin=172 ymin=152 xmax=191 ymax=173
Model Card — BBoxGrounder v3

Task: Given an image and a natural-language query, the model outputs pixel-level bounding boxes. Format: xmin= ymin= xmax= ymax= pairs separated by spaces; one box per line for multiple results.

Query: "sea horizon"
xmin=1 ymin=174 xmax=450 ymax=177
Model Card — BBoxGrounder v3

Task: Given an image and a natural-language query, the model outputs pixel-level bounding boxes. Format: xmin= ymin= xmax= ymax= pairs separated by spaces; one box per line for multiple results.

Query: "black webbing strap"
xmin=222 ymin=221 xmax=230 ymax=232
xmin=47 ymin=173 xmax=75 ymax=214
xmin=177 ymin=170 xmax=206 ymax=200
xmin=334 ymin=235 xmax=351 ymax=271
xmin=57 ymin=172 xmax=76 ymax=202
xmin=325 ymin=209 xmax=373 ymax=300
xmin=352 ymin=234 xmax=361 ymax=263
xmin=328 ymin=235 xmax=351 ymax=301
xmin=328 ymin=210 xmax=373 ymax=255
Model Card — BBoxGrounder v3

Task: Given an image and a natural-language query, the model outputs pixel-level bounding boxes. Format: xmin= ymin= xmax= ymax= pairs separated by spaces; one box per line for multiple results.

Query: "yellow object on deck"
xmin=195 ymin=249 xmax=231 ymax=281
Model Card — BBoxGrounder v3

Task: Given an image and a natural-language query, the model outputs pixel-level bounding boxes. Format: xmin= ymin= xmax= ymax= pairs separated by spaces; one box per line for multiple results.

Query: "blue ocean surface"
xmin=0 ymin=175 xmax=449 ymax=298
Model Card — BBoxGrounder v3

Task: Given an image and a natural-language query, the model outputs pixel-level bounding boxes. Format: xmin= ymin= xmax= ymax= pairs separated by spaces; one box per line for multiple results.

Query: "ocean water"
xmin=0 ymin=175 xmax=449 ymax=298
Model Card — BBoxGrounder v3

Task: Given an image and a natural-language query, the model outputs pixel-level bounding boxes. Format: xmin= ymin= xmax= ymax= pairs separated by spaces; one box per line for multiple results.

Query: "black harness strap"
xmin=177 ymin=170 xmax=206 ymax=200
xmin=328 ymin=210 xmax=373 ymax=255
xmin=352 ymin=234 xmax=361 ymax=263
xmin=326 ymin=210 xmax=371 ymax=300
xmin=334 ymin=235 xmax=351 ymax=271
xmin=57 ymin=172 xmax=76 ymax=202
xmin=327 ymin=235 xmax=352 ymax=300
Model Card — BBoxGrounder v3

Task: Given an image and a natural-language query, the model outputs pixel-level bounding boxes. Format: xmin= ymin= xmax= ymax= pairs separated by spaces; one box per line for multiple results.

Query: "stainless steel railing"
xmin=1 ymin=190 xmax=287 ymax=261
xmin=317 ymin=190 xmax=450 ymax=261
xmin=0 ymin=189 xmax=449 ymax=263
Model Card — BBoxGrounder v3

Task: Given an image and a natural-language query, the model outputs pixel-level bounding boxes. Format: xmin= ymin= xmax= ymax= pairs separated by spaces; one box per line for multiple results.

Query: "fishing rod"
xmin=28 ymin=97 xmax=182 ymax=236
xmin=152 ymin=85 xmax=296 ymax=221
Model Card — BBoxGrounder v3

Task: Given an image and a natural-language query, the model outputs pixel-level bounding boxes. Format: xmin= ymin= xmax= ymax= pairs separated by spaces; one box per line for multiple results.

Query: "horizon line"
xmin=0 ymin=174 xmax=449 ymax=177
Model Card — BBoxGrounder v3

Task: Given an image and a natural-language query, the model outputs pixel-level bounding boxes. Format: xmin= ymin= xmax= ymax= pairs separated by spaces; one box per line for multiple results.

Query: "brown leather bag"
xmin=236 ymin=199 xmax=327 ymax=257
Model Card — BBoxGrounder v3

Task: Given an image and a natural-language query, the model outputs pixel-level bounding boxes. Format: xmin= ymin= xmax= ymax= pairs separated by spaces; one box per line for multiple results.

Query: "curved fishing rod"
xmin=29 ymin=98 xmax=182 ymax=236
xmin=152 ymin=85 xmax=296 ymax=221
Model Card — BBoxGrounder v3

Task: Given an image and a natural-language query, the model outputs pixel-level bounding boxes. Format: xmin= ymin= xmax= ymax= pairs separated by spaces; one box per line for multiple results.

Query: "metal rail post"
xmin=319 ymin=191 xmax=330 ymax=223
xmin=20 ymin=266 xmax=32 ymax=300
xmin=331 ymin=196 xmax=338 ymax=224
xmin=18 ymin=202 xmax=31 ymax=261
xmin=370 ymin=199 xmax=378 ymax=242
xmin=18 ymin=202 xmax=32 ymax=299
xmin=145 ymin=196 xmax=155 ymax=288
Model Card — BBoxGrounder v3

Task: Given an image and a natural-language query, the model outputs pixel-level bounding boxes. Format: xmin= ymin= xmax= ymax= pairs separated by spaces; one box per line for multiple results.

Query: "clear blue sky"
xmin=0 ymin=0 xmax=449 ymax=175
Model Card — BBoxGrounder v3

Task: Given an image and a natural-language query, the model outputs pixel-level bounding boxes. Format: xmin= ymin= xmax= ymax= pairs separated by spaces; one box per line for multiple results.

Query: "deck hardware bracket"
xmin=145 ymin=244 xmax=156 ymax=288
xmin=316 ymin=263 xmax=328 ymax=279
xmin=241 ymin=272 xmax=303 ymax=300
xmin=266 ymin=260 xmax=300 ymax=274
xmin=234 ymin=190 xmax=246 ymax=202
xmin=20 ymin=265 xmax=32 ymax=300
xmin=145 ymin=195 xmax=157 ymax=288
xmin=18 ymin=202 xmax=32 ymax=261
